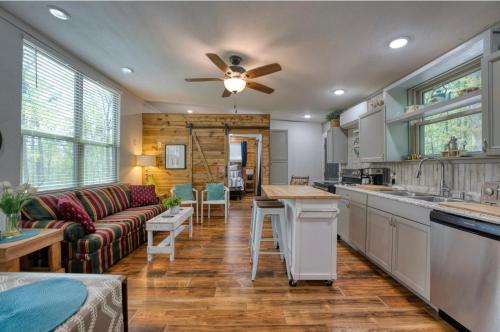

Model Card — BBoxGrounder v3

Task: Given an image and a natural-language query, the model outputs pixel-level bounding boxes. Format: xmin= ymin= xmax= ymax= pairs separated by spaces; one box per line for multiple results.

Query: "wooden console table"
xmin=0 ymin=228 xmax=64 ymax=272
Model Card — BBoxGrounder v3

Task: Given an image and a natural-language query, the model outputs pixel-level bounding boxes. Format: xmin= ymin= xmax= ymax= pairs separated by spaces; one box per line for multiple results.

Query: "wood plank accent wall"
xmin=142 ymin=114 xmax=270 ymax=197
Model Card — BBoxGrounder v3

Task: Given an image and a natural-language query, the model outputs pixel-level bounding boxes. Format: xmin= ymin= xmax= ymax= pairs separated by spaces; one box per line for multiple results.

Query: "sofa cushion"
xmin=129 ymin=185 xmax=158 ymax=207
xmin=58 ymin=196 xmax=96 ymax=234
xmin=98 ymin=204 xmax=167 ymax=233
xmin=76 ymin=187 xmax=117 ymax=221
xmin=21 ymin=219 xmax=85 ymax=243
xmin=22 ymin=194 xmax=60 ymax=221
xmin=106 ymin=184 xmax=131 ymax=212
xmin=75 ymin=222 xmax=128 ymax=254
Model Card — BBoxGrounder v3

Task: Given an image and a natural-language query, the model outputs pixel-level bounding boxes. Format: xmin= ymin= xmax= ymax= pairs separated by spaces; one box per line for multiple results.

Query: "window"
xmin=229 ymin=143 xmax=242 ymax=161
xmin=21 ymin=41 xmax=120 ymax=191
xmin=410 ymin=60 xmax=482 ymax=156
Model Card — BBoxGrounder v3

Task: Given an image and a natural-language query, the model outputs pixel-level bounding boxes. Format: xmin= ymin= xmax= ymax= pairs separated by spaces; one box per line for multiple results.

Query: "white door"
xmin=392 ymin=215 xmax=430 ymax=300
xmin=348 ymin=201 xmax=367 ymax=254
xmin=366 ymin=207 xmax=393 ymax=272
xmin=270 ymin=130 xmax=288 ymax=184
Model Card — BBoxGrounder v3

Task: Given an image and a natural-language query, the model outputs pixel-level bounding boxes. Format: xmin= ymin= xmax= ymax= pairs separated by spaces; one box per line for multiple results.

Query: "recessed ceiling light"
xmin=48 ymin=6 xmax=70 ymax=20
xmin=389 ymin=37 xmax=408 ymax=49
xmin=304 ymin=114 xmax=312 ymax=119
xmin=121 ymin=67 xmax=133 ymax=74
xmin=333 ymin=89 xmax=345 ymax=96
xmin=187 ymin=109 xmax=193 ymax=113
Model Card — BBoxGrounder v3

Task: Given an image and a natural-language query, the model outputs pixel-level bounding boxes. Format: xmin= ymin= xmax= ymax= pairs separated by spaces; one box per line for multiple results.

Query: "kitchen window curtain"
xmin=241 ymin=141 xmax=247 ymax=167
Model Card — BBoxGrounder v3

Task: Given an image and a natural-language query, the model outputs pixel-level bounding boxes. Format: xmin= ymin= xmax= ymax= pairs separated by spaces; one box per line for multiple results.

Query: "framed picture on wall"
xmin=165 ymin=144 xmax=186 ymax=169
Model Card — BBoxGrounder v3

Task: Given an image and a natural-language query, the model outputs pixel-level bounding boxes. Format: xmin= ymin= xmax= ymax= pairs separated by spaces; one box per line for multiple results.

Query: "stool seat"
xmin=253 ymin=196 xmax=277 ymax=202
xmin=256 ymin=201 xmax=284 ymax=209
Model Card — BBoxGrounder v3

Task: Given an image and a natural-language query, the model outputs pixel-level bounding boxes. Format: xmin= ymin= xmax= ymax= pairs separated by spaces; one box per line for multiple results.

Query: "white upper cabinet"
xmin=359 ymin=108 xmax=385 ymax=162
xmin=340 ymin=101 xmax=367 ymax=128
xmin=326 ymin=127 xmax=347 ymax=163
xmin=482 ymin=24 xmax=500 ymax=155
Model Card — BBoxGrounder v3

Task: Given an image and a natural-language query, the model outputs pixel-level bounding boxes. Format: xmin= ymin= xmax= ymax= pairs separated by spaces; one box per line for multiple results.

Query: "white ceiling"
xmin=2 ymin=1 xmax=500 ymax=121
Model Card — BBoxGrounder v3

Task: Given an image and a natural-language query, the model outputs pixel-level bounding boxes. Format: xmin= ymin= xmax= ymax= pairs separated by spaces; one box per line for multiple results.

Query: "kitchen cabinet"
xmin=482 ymin=49 xmax=500 ymax=155
xmin=340 ymin=101 xmax=367 ymax=128
xmin=359 ymin=108 xmax=385 ymax=162
xmin=348 ymin=201 xmax=367 ymax=253
xmin=366 ymin=207 xmax=393 ymax=272
xmin=392 ymin=215 xmax=430 ymax=299
xmin=326 ymin=127 xmax=347 ymax=163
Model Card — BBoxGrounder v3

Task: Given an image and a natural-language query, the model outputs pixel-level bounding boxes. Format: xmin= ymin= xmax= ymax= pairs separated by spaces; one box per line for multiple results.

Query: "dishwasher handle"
xmin=430 ymin=210 xmax=500 ymax=241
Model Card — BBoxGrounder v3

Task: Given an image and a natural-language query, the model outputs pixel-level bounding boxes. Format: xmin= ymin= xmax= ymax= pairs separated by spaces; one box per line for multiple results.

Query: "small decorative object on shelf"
xmin=326 ymin=110 xmax=343 ymax=127
xmin=162 ymin=195 xmax=182 ymax=216
xmin=404 ymin=104 xmax=423 ymax=114
xmin=367 ymin=93 xmax=384 ymax=113
xmin=0 ymin=182 xmax=36 ymax=238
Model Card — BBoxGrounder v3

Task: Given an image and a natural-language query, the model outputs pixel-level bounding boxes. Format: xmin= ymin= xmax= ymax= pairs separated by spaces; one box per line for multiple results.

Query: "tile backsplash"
xmin=346 ymin=128 xmax=500 ymax=201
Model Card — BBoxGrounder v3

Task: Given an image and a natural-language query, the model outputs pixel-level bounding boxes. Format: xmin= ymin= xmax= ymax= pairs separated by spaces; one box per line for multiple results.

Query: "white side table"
xmin=146 ymin=207 xmax=193 ymax=262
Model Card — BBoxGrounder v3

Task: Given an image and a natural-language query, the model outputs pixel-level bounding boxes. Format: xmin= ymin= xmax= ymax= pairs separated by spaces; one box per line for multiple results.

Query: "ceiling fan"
xmin=185 ymin=53 xmax=282 ymax=97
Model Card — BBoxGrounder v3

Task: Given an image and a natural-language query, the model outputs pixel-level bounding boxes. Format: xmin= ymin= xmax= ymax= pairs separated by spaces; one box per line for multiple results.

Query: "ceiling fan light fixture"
xmin=224 ymin=77 xmax=246 ymax=93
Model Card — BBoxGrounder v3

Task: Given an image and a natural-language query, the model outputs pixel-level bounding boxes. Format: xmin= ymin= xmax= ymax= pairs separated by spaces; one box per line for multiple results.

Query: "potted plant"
xmin=162 ymin=195 xmax=182 ymax=215
xmin=0 ymin=182 xmax=36 ymax=238
xmin=326 ymin=110 xmax=343 ymax=128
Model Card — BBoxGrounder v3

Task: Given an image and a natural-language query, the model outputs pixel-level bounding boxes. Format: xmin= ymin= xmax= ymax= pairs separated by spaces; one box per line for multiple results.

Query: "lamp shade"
xmin=136 ymin=155 xmax=156 ymax=167
xmin=224 ymin=77 xmax=246 ymax=93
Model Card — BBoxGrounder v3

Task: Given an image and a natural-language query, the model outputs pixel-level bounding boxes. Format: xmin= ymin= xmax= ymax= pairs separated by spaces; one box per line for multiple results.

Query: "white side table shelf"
xmin=146 ymin=207 xmax=193 ymax=262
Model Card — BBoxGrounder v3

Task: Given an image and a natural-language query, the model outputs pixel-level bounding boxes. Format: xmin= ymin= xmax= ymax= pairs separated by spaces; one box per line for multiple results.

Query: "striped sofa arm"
xmin=21 ymin=220 xmax=86 ymax=243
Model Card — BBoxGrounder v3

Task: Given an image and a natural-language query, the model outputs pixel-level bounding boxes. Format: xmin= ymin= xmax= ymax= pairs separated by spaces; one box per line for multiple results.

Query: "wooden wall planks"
xmin=142 ymin=114 xmax=270 ymax=200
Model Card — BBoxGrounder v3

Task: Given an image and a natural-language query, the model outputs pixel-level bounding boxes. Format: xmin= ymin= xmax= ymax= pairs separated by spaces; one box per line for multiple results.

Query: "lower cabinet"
xmin=337 ymin=199 xmax=350 ymax=243
xmin=365 ymin=208 xmax=430 ymax=300
xmin=366 ymin=207 xmax=393 ymax=272
xmin=391 ymin=215 xmax=430 ymax=300
xmin=349 ymin=201 xmax=367 ymax=254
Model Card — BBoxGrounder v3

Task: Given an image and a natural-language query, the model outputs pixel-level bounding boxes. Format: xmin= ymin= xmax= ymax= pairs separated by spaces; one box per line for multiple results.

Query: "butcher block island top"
xmin=262 ymin=185 xmax=342 ymax=199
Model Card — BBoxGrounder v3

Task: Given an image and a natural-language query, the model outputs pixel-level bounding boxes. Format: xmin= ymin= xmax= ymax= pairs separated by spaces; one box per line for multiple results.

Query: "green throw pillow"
xmin=174 ymin=184 xmax=194 ymax=201
xmin=207 ymin=183 xmax=225 ymax=201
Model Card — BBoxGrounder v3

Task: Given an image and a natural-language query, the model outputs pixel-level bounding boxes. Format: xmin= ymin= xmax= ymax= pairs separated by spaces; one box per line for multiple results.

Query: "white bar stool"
xmin=251 ymin=200 xmax=290 ymax=281
xmin=249 ymin=196 xmax=279 ymax=255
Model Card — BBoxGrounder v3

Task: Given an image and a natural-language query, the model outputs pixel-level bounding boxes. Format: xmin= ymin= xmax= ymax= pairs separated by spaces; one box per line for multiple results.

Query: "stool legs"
xmin=251 ymin=209 xmax=264 ymax=281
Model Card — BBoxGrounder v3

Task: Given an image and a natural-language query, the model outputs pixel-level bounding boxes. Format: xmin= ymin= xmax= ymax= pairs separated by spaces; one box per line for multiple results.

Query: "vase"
xmin=3 ymin=212 xmax=21 ymax=238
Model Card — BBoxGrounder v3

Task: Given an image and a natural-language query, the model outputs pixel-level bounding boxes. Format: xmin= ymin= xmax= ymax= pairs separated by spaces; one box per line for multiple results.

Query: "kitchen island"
xmin=261 ymin=185 xmax=342 ymax=285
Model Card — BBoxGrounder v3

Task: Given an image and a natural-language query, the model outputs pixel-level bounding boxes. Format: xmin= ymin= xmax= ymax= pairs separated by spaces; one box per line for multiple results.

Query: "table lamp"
xmin=136 ymin=155 xmax=156 ymax=185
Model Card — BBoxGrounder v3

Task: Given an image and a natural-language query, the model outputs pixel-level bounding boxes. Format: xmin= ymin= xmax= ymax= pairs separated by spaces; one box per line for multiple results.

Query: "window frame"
xmin=408 ymin=58 xmax=483 ymax=157
xmin=20 ymin=41 xmax=121 ymax=192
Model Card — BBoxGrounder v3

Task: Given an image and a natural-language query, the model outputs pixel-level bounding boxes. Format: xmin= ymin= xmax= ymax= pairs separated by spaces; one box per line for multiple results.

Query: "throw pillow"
xmin=58 ymin=196 xmax=95 ymax=234
xmin=129 ymin=185 xmax=158 ymax=207
xmin=207 ymin=183 xmax=225 ymax=201
xmin=174 ymin=184 xmax=194 ymax=201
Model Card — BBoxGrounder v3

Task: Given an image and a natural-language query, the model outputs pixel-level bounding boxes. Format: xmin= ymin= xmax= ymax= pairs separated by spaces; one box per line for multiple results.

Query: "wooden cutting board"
xmin=439 ymin=202 xmax=500 ymax=217
xmin=355 ymin=185 xmax=398 ymax=191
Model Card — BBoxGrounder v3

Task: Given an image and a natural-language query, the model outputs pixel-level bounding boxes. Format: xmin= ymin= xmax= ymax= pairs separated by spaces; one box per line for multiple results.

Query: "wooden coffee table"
xmin=0 ymin=228 xmax=64 ymax=272
xmin=146 ymin=207 xmax=193 ymax=262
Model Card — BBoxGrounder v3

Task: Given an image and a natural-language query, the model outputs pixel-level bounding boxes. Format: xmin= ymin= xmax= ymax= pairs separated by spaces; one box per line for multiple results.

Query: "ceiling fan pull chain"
xmin=233 ymin=94 xmax=238 ymax=114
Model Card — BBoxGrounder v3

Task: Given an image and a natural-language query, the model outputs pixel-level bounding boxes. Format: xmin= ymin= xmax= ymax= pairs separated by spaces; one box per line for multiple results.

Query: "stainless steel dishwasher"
xmin=430 ymin=210 xmax=500 ymax=332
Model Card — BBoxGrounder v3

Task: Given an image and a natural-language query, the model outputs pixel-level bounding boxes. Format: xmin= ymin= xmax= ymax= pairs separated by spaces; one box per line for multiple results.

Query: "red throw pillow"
xmin=129 ymin=185 xmax=158 ymax=207
xmin=58 ymin=196 xmax=96 ymax=234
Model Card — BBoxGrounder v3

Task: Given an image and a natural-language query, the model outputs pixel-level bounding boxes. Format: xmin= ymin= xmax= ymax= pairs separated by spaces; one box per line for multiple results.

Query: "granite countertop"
xmin=262 ymin=185 xmax=342 ymax=200
xmin=335 ymin=184 xmax=500 ymax=226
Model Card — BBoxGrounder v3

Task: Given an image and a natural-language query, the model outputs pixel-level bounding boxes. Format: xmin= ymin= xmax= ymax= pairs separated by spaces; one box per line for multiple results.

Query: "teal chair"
xmin=201 ymin=183 xmax=229 ymax=224
xmin=171 ymin=184 xmax=199 ymax=224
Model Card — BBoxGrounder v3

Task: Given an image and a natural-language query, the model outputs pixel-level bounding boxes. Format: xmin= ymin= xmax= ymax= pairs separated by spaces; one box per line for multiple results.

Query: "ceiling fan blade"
xmin=246 ymin=81 xmax=274 ymax=94
xmin=222 ymin=89 xmax=232 ymax=98
xmin=185 ymin=78 xmax=223 ymax=82
xmin=206 ymin=53 xmax=231 ymax=75
xmin=244 ymin=63 xmax=282 ymax=79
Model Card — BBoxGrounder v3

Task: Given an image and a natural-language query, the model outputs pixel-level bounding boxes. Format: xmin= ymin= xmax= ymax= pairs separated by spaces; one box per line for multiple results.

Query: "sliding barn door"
xmin=191 ymin=128 xmax=227 ymax=184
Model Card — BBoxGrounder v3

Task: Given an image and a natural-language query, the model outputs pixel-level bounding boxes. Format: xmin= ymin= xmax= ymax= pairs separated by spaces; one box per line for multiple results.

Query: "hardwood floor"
xmin=107 ymin=195 xmax=452 ymax=331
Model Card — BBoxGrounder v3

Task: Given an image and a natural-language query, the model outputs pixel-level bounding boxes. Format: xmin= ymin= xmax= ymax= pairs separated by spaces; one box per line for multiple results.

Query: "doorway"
xmin=227 ymin=133 xmax=262 ymax=201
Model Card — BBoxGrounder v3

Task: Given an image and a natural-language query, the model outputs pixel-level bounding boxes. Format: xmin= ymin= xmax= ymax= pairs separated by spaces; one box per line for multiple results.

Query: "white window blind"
xmin=229 ymin=143 xmax=242 ymax=161
xmin=21 ymin=41 xmax=120 ymax=191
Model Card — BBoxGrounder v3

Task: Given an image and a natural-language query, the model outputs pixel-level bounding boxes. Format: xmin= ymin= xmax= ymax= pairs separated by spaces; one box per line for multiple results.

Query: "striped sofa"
xmin=21 ymin=184 xmax=166 ymax=273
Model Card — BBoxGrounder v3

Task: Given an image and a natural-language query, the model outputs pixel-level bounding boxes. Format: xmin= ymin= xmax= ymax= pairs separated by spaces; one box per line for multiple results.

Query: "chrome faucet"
xmin=415 ymin=157 xmax=450 ymax=197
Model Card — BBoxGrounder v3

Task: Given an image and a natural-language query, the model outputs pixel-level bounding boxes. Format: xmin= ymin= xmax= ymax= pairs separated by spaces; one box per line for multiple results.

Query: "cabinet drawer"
xmin=336 ymin=188 xmax=367 ymax=205
xmin=368 ymin=195 xmax=431 ymax=226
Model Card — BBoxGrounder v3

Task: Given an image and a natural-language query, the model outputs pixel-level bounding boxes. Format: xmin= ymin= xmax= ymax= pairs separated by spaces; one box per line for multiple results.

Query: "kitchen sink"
xmin=385 ymin=191 xmax=431 ymax=197
xmin=412 ymin=196 xmax=463 ymax=203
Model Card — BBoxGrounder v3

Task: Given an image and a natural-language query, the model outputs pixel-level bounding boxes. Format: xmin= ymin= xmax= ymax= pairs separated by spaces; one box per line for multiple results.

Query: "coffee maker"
xmin=363 ymin=168 xmax=390 ymax=186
